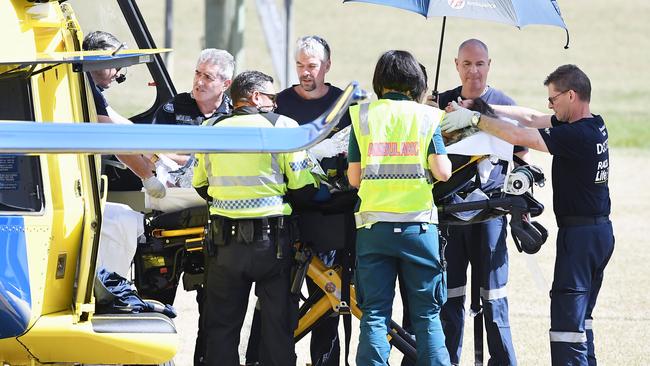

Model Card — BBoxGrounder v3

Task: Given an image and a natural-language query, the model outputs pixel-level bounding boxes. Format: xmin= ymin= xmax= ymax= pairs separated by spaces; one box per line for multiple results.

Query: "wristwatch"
xmin=470 ymin=111 xmax=481 ymax=127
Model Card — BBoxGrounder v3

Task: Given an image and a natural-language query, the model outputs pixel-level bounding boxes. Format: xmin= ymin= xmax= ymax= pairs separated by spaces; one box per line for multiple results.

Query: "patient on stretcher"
xmin=441 ymin=98 xmax=494 ymax=146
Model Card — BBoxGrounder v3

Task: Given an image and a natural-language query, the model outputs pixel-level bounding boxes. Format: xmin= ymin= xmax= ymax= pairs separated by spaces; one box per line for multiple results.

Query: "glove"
xmin=441 ymin=101 xmax=475 ymax=133
xmin=142 ymin=176 xmax=166 ymax=198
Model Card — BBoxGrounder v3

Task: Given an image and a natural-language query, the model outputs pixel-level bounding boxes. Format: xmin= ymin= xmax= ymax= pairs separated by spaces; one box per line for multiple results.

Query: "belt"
xmin=212 ymin=215 xmax=284 ymax=243
xmin=556 ymin=215 xmax=609 ymax=227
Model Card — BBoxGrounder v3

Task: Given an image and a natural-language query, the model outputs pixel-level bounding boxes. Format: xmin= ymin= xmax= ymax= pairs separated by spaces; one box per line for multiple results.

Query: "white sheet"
xmin=97 ymin=202 xmax=144 ymax=278
xmin=445 ymin=130 xmax=513 ymax=162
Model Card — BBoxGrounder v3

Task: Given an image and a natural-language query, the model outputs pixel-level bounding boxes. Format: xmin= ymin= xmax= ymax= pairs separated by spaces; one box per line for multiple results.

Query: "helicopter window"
xmin=68 ymin=0 xmax=160 ymax=120
xmin=0 ymin=76 xmax=45 ymax=214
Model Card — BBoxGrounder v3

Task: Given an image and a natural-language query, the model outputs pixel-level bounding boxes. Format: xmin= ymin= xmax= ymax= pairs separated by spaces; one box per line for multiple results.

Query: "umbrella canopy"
xmin=343 ymin=0 xmax=568 ymax=97
xmin=344 ymin=0 xmax=567 ymax=29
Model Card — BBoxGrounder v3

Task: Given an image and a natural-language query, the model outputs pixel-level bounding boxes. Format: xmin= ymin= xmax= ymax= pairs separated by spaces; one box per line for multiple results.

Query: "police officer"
xmin=193 ymin=70 xmax=319 ymax=366
xmin=442 ymin=64 xmax=614 ymax=366
xmin=347 ymin=50 xmax=452 ymax=365
xmin=436 ymin=39 xmax=519 ymax=366
xmin=154 ymin=48 xmax=234 ymax=166
xmin=150 ymin=48 xmax=235 ymax=366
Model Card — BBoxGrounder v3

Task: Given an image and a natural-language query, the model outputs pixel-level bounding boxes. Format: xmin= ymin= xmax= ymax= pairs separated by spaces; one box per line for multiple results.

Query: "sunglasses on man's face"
xmin=548 ymin=90 xmax=569 ymax=105
xmin=259 ymin=91 xmax=277 ymax=103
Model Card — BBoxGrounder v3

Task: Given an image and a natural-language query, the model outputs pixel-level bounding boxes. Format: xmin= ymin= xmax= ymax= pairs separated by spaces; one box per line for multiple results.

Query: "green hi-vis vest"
xmin=192 ymin=113 xmax=317 ymax=219
xmin=350 ymin=99 xmax=444 ymax=228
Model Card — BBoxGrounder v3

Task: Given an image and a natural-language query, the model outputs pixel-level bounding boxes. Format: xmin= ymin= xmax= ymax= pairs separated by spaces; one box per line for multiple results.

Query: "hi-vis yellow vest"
xmin=192 ymin=113 xmax=317 ymax=218
xmin=350 ymin=99 xmax=444 ymax=228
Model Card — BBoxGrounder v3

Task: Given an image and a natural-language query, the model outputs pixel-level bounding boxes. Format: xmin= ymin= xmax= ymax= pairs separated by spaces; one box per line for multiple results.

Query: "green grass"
xmin=74 ymin=0 xmax=650 ymax=148
xmin=605 ymin=113 xmax=649 ymax=148
xmin=68 ymin=2 xmax=650 ymax=365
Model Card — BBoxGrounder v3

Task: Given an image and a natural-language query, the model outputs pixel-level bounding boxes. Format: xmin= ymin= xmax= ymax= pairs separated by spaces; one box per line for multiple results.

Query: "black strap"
xmin=513 ymin=154 xmax=528 ymax=167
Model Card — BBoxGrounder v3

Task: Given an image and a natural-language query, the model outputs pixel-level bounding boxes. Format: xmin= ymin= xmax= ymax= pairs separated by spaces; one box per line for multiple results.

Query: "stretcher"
xmin=132 ymin=149 xmax=548 ymax=363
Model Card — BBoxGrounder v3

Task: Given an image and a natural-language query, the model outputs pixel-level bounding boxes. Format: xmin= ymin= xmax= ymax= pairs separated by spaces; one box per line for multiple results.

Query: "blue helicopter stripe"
xmin=0 ymin=216 xmax=31 ymax=339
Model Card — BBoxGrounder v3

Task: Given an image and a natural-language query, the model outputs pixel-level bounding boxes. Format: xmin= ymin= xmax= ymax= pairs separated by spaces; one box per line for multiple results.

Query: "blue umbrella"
xmin=343 ymin=0 xmax=569 ymax=99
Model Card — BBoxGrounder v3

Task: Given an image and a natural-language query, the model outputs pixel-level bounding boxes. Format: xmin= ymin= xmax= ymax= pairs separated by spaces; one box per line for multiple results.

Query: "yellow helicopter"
xmin=0 ymin=1 xmax=359 ymax=365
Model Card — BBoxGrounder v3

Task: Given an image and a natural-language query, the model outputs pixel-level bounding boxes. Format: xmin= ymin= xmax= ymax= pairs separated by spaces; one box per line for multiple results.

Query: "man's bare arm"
xmin=106 ymin=106 xmax=134 ymax=125
xmin=491 ymin=105 xmax=552 ymax=129
xmin=115 ymin=154 xmax=155 ymax=179
xmin=477 ymin=115 xmax=549 ymax=153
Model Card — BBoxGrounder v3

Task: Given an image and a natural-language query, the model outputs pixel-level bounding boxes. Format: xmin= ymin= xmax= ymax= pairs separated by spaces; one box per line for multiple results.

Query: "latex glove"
xmin=142 ymin=176 xmax=166 ymax=198
xmin=441 ymin=101 xmax=475 ymax=133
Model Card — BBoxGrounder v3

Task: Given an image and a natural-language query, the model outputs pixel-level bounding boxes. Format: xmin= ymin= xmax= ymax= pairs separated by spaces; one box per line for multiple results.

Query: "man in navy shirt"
xmin=436 ymin=39 xmax=519 ymax=366
xmin=153 ymin=49 xmax=234 ymax=366
xmin=153 ymin=48 xmax=234 ymax=167
xmin=442 ymin=64 xmax=614 ymax=366
xmin=83 ymin=31 xmax=166 ymax=199
xmin=279 ymin=35 xmax=351 ymax=366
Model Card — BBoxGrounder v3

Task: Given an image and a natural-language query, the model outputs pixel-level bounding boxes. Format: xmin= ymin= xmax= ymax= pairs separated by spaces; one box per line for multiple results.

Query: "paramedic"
xmin=442 ymin=64 xmax=614 ymax=366
xmin=348 ymin=50 xmax=452 ymax=365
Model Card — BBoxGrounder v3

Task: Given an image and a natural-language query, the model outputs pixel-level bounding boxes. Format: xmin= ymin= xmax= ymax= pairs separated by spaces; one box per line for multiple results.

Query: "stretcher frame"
xmin=135 ymin=154 xmax=547 ymax=364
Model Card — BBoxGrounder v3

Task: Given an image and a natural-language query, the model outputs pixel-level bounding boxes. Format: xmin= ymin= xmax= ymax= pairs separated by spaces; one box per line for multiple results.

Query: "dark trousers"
xmin=550 ymin=221 xmax=614 ymax=366
xmin=203 ymin=229 xmax=296 ymax=366
xmin=440 ymin=217 xmax=516 ymax=366
xmin=246 ymin=250 xmax=340 ymax=366
xmin=194 ymin=286 xmax=205 ymax=365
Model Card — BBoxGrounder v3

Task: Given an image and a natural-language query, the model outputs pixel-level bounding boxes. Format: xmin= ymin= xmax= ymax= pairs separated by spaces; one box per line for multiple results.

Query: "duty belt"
xmin=556 ymin=215 xmax=609 ymax=227
xmin=216 ymin=216 xmax=281 ymax=242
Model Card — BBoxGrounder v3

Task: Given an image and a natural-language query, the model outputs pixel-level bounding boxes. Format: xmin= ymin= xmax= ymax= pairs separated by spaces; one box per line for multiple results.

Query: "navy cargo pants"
xmin=550 ymin=219 xmax=614 ymax=366
xmin=440 ymin=216 xmax=517 ymax=366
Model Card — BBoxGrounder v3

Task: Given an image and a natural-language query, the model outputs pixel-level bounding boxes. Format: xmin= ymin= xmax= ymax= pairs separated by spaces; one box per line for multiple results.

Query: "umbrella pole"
xmin=432 ymin=16 xmax=446 ymax=103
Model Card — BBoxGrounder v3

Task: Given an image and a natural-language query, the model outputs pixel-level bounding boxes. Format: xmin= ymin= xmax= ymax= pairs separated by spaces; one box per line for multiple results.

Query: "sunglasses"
xmin=548 ymin=90 xmax=569 ymax=105
xmin=259 ymin=91 xmax=277 ymax=103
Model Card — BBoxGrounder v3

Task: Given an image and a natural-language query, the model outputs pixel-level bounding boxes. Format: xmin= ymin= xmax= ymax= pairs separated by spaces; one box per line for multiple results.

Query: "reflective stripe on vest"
xmin=208 ymin=174 xmax=284 ymax=187
xmin=358 ymin=103 xmax=370 ymax=135
xmin=205 ymin=154 xmax=283 ymax=186
xmin=355 ymin=210 xmax=437 ymax=228
xmin=212 ymin=195 xmax=284 ymax=211
xmin=362 ymin=163 xmax=432 ymax=182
